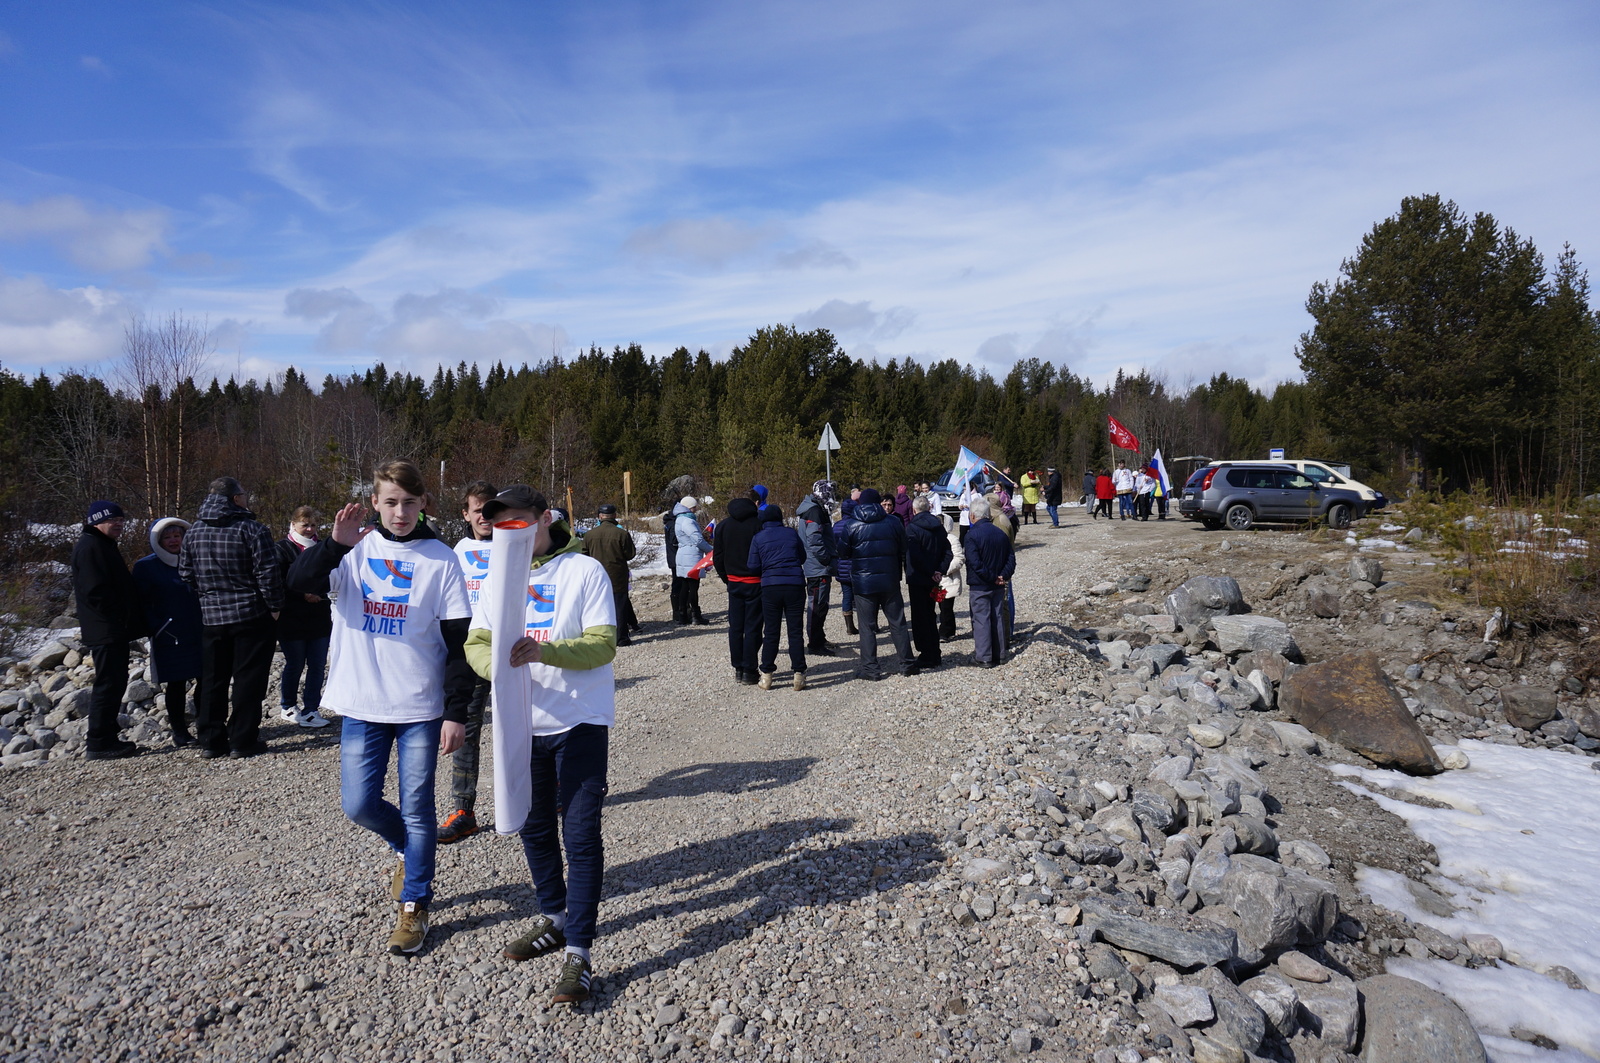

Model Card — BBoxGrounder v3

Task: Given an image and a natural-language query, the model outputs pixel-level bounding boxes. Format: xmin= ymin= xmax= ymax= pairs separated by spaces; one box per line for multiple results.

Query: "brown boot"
xmin=843 ymin=611 xmax=858 ymax=635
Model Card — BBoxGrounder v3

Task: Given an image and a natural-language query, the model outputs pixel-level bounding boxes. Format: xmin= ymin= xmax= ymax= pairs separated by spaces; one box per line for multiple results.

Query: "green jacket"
xmin=464 ymin=520 xmax=617 ymax=678
xmin=582 ymin=519 xmax=636 ymax=590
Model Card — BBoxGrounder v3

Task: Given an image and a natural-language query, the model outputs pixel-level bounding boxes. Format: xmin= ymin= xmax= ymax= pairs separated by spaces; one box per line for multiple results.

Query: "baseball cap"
xmin=86 ymin=500 xmax=124 ymax=525
xmin=481 ymin=485 xmax=548 ymax=522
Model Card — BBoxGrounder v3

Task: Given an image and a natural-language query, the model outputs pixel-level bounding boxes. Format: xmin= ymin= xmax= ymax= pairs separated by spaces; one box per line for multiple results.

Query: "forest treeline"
xmin=0 ymin=194 xmax=1595 ymax=533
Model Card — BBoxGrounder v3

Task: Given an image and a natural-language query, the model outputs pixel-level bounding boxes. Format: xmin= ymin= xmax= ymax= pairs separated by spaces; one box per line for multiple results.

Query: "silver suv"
xmin=1177 ymin=463 xmax=1369 ymax=531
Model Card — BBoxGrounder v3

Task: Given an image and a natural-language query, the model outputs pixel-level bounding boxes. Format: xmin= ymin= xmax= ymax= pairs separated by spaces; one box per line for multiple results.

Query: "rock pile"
xmin=0 ymin=629 xmax=181 ymax=767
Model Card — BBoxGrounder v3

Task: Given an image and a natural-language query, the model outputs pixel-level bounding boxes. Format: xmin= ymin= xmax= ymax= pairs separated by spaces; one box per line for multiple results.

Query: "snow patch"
xmin=1387 ymin=958 xmax=1600 ymax=1062
xmin=1329 ymin=741 xmax=1600 ymax=1054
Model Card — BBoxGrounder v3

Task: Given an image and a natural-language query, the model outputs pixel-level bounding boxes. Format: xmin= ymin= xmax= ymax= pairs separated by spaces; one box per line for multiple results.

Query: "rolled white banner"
xmin=485 ymin=519 xmax=537 ymax=834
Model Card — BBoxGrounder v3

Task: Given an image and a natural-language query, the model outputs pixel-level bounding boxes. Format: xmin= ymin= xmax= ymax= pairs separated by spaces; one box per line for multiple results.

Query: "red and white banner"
xmin=1108 ymin=414 xmax=1140 ymax=452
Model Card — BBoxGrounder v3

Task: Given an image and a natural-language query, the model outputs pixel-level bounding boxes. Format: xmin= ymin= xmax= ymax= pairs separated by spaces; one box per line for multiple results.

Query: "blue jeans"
xmin=1045 ymin=504 xmax=1059 ymax=527
xmin=341 ymin=717 xmax=442 ymax=905
xmin=279 ymin=636 xmax=329 ymax=711
xmin=520 ymin=723 xmax=609 ymax=949
xmin=1118 ymin=493 xmax=1134 ymax=518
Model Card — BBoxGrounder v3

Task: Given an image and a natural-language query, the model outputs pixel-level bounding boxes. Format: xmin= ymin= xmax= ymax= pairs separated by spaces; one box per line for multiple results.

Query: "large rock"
xmin=1296 ymin=973 xmax=1361 ymax=1052
xmin=1081 ymin=898 xmax=1237 ymax=969
xmin=1500 ymin=685 xmax=1558 ymax=731
xmin=1568 ymin=702 xmax=1600 ymax=740
xmin=1240 ymin=972 xmax=1298 ymax=1038
xmin=1413 ymin=682 xmax=1478 ymax=723
xmin=1210 ymin=615 xmax=1299 ymax=659
xmin=1348 ymin=557 xmax=1384 ymax=584
xmin=28 ymin=641 xmax=70 ymax=671
xmin=1279 ymin=652 xmax=1445 ymax=775
xmin=1193 ymin=966 xmax=1267 ymax=1053
xmin=1220 ymin=867 xmax=1299 ymax=952
xmin=1165 ymin=576 xmax=1246 ymax=632
xmin=1358 ymin=975 xmax=1485 ymax=1062
xmin=1154 ymin=984 xmax=1214 ymax=1027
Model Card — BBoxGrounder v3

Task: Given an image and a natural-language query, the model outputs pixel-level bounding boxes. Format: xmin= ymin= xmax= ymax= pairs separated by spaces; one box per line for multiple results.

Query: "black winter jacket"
xmin=747 ymin=507 xmax=806 ymax=587
xmin=839 ymin=502 xmax=906 ymax=595
xmin=179 ymin=494 xmax=285 ymax=626
xmin=964 ymin=520 xmax=1016 ymax=587
xmin=1045 ymin=471 xmax=1063 ymax=506
xmin=905 ymin=511 xmax=953 ymax=586
xmin=275 ymin=538 xmax=333 ymax=641
xmin=712 ymin=498 xmax=762 ymax=582
xmin=72 ymin=526 xmax=147 ymax=646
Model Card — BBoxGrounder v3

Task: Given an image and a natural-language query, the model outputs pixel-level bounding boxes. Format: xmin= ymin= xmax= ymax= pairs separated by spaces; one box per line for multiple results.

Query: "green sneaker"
xmin=388 ymin=901 xmax=429 ymax=955
xmin=503 ymin=915 xmax=567 ymax=962
xmin=551 ymin=952 xmax=593 ymax=1005
xmin=390 ymin=858 xmax=405 ymax=902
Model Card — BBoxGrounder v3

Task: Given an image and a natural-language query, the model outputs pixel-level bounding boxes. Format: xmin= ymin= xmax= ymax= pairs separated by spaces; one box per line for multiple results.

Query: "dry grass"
xmin=1400 ymin=487 xmax=1600 ymax=633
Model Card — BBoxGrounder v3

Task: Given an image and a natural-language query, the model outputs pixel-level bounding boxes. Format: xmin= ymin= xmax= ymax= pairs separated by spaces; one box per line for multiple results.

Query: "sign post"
xmin=623 ymin=471 xmax=632 ymax=522
xmin=817 ymin=422 xmax=840 ymax=481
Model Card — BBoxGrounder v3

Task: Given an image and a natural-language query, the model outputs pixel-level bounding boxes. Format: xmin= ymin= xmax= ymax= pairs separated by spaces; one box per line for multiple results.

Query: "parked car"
xmin=1201 ymin=458 xmax=1387 ymax=512
xmin=1178 ymin=462 xmax=1370 ymax=531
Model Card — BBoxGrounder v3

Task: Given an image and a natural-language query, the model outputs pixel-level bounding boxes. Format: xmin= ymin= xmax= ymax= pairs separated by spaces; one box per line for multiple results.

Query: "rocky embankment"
xmin=1 ymin=517 xmax=1596 ymax=1062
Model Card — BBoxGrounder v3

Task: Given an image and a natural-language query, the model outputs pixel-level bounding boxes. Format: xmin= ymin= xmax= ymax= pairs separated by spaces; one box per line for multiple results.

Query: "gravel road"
xmin=0 ymin=511 xmax=1225 ymax=1062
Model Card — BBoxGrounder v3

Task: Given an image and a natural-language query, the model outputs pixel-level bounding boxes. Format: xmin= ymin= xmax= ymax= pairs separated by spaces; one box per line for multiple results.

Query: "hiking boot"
xmin=551 ymin=952 xmax=593 ymax=1005
xmin=171 ymin=730 xmax=194 ymax=749
xmin=758 ymin=671 xmax=774 ymax=690
xmin=390 ymin=858 xmax=405 ymax=902
xmin=295 ymin=710 xmax=331 ymax=729
xmin=229 ymin=740 xmax=268 ymax=759
xmin=843 ymin=612 xmax=858 ymax=636
xmin=197 ymin=746 xmax=226 ymax=760
xmin=437 ymin=808 xmax=479 ymax=845
xmin=503 ymin=915 xmax=567 ymax=961
xmin=388 ymin=901 xmax=429 ymax=955
xmin=85 ymin=740 xmax=140 ymax=761
xmin=793 ymin=672 xmax=806 ymax=692
xmin=738 ymin=670 xmax=758 ymax=686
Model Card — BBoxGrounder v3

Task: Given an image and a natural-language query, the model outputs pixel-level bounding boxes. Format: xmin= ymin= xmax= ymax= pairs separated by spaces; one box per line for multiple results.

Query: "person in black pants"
xmin=711 ymin=498 xmax=763 ymax=684
xmin=131 ymin=517 xmax=203 ymax=747
xmin=839 ymin=489 xmax=918 ymax=680
xmin=179 ymin=477 xmax=285 ymax=760
xmin=746 ymin=505 xmax=808 ymax=691
xmin=72 ymin=500 xmax=147 ymax=760
xmin=904 ymin=494 xmax=953 ymax=669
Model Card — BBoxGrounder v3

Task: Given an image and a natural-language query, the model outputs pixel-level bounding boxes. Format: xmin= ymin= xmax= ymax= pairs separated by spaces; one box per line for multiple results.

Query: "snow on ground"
xmin=629 ymin=532 xmax=670 ymax=578
xmin=1387 ymin=958 xmax=1600 ymax=1062
xmin=1329 ymin=741 xmax=1600 ymax=1058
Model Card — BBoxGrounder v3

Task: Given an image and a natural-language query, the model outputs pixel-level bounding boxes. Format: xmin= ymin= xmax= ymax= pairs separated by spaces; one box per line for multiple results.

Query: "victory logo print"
xmin=360 ymin=558 xmax=415 ymax=636
xmin=526 ymin=583 xmax=556 ymax=639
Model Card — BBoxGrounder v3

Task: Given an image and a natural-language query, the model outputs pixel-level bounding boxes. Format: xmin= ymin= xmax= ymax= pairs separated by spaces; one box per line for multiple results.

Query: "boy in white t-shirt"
xmin=285 ymin=460 xmax=475 ymax=956
xmin=465 ymin=485 xmax=616 ymax=1006
xmin=438 ymin=480 xmax=497 ymax=845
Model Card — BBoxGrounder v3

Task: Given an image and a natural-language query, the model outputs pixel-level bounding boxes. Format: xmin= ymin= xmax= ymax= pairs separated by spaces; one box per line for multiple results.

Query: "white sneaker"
xmin=296 ymin=710 xmax=331 ymax=729
xmin=278 ymin=706 xmax=299 ymax=723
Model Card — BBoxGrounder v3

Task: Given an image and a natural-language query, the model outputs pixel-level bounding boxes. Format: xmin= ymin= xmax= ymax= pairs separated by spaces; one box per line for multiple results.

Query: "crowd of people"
xmin=63 ymin=457 xmax=1059 ymax=1002
xmin=1088 ymin=458 xmax=1170 ymax=521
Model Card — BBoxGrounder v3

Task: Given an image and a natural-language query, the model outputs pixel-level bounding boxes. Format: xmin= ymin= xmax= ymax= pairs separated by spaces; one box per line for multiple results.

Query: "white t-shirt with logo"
xmin=454 ymin=537 xmax=492 ymax=614
xmin=321 ymin=533 xmax=473 ymax=724
xmin=479 ymin=550 xmax=616 ymax=736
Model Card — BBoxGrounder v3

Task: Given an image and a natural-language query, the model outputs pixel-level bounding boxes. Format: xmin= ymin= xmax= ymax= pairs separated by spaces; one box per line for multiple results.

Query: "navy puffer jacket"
xmin=747 ymin=506 xmax=805 ymax=587
xmin=840 ymin=502 xmax=906 ymax=595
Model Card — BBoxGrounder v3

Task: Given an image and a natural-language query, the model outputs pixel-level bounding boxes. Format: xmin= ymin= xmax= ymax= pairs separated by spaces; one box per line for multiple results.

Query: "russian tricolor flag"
xmin=1147 ymin=449 xmax=1173 ymax=498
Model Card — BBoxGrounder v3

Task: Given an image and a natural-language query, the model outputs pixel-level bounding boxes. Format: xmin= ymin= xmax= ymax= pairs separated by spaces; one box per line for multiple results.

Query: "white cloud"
xmin=79 ymin=55 xmax=111 ymax=77
xmin=0 ymin=196 xmax=169 ymax=271
xmin=794 ymin=299 xmax=916 ymax=341
xmin=284 ymin=285 xmax=567 ymax=362
xmin=624 ymin=217 xmax=777 ymax=269
xmin=0 ymin=271 xmax=132 ymax=368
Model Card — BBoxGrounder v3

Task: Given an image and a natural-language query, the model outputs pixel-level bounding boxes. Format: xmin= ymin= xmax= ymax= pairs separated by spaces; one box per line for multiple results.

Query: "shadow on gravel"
xmin=608 ymin=757 xmax=819 ymax=807
xmin=590 ymin=818 xmax=944 ymax=1004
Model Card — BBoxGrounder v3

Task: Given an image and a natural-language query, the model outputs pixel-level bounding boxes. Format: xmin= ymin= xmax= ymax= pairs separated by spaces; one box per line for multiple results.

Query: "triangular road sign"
xmin=817 ymin=423 xmax=840 ymax=451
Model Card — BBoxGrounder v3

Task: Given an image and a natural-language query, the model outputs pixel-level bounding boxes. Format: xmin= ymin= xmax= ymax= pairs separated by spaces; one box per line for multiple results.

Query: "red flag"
xmin=1108 ymin=414 xmax=1140 ymax=452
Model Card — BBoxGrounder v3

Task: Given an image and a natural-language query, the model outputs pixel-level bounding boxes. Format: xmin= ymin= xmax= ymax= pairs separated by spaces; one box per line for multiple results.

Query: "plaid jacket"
xmin=178 ymin=493 xmax=285 ymax=626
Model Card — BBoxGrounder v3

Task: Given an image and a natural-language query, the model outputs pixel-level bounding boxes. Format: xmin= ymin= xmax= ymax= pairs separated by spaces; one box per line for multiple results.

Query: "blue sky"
xmin=1 ymin=1 xmax=1596 ymax=389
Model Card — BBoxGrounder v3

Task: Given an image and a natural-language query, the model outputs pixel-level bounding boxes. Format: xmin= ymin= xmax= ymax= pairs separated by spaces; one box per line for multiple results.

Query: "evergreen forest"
xmin=0 ymin=195 xmax=1595 ymax=530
